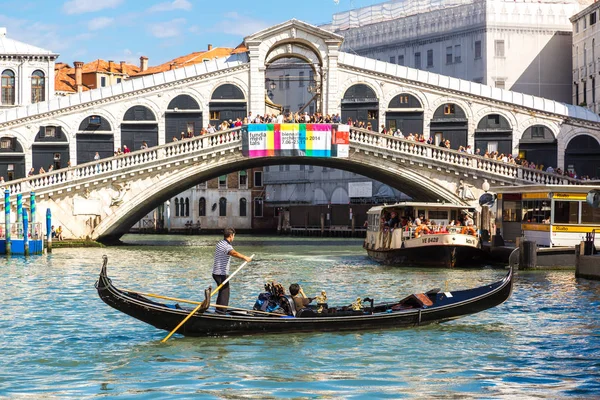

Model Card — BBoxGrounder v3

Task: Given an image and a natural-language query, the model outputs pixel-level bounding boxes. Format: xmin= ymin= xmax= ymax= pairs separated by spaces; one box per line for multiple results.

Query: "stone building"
xmin=570 ymin=2 xmax=600 ymax=178
xmin=0 ymin=27 xmax=57 ymax=110
xmin=323 ymin=0 xmax=587 ymax=104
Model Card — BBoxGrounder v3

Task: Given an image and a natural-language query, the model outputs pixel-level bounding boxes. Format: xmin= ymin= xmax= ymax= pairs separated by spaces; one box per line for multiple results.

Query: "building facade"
xmin=0 ymin=28 xmax=57 ymax=110
xmin=324 ymin=0 xmax=586 ymax=104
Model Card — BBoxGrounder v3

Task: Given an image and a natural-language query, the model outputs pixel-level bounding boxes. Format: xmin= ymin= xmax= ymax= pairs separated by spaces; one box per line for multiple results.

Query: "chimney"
xmin=108 ymin=60 xmax=114 ymax=72
xmin=169 ymin=63 xmax=176 ymax=70
xmin=120 ymin=61 xmax=126 ymax=73
xmin=140 ymin=56 xmax=148 ymax=72
xmin=74 ymin=61 xmax=83 ymax=93
xmin=208 ymin=44 xmax=212 ymax=51
xmin=0 ymin=27 xmax=6 ymax=38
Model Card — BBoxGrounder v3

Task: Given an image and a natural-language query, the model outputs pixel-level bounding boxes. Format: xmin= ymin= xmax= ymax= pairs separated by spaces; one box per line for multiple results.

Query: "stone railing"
xmin=349 ymin=127 xmax=589 ymax=185
xmin=3 ymin=127 xmax=244 ymax=196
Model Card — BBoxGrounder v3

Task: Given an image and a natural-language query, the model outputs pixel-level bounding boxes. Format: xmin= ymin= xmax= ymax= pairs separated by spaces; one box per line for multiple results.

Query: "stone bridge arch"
xmin=90 ymin=152 xmax=467 ymax=242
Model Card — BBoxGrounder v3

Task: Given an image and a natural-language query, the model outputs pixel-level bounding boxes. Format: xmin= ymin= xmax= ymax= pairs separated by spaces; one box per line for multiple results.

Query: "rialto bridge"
xmin=0 ymin=19 xmax=599 ymax=241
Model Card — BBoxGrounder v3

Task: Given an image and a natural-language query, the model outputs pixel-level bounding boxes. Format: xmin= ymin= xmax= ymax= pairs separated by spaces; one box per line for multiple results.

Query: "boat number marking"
xmin=465 ymin=238 xmax=475 ymax=245
xmin=422 ymin=237 xmax=439 ymax=244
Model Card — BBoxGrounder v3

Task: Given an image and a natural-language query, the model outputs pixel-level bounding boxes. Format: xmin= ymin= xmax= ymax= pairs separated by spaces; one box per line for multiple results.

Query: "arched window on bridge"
xmin=219 ymin=197 xmax=227 ymax=217
xmin=185 ymin=198 xmax=190 ymax=217
xmin=199 ymin=197 xmax=206 ymax=216
xmin=239 ymin=198 xmax=247 ymax=217
xmin=518 ymin=125 xmax=557 ymax=170
xmin=565 ymin=134 xmax=600 ymax=178
xmin=174 ymin=198 xmax=180 ymax=217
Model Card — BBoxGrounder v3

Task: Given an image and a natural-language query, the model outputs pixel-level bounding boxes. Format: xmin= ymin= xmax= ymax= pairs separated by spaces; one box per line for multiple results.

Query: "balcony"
xmin=573 ymin=68 xmax=580 ymax=82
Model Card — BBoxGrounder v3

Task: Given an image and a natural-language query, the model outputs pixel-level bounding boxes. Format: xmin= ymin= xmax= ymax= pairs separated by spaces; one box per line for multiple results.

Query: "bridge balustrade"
xmin=348 ymin=127 xmax=587 ymax=185
xmin=2 ymin=127 xmax=243 ymax=196
xmin=1 ymin=124 xmax=594 ymax=198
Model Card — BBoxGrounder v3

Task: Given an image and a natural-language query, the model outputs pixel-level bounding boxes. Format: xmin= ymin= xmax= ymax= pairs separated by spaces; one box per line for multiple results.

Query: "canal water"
xmin=1 ymin=235 xmax=599 ymax=398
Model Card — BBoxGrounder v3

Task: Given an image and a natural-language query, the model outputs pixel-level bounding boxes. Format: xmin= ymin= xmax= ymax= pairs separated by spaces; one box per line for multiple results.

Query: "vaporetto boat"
xmin=364 ymin=202 xmax=488 ymax=268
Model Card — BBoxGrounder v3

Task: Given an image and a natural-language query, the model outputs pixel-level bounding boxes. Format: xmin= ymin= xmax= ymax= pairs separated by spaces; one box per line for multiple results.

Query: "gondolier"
xmin=213 ymin=227 xmax=252 ymax=313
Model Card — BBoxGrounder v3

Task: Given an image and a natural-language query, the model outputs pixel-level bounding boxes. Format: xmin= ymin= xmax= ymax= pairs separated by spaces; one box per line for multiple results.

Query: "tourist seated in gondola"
xmin=289 ymin=283 xmax=315 ymax=311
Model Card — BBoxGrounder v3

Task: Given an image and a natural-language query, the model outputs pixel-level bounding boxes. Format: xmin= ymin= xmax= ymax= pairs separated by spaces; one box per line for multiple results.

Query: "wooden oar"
xmin=161 ymin=254 xmax=254 ymax=343
xmin=121 ymin=288 xmax=280 ymax=317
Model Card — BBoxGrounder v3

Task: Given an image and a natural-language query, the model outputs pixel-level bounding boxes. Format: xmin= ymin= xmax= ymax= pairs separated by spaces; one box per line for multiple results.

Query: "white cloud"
xmin=216 ymin=12 xmax=269 ymax=37
xmin=63 ymin=0 xmax=123 ymax=15
xmin=147 ymin=0 xmax=192 ymax=12
xmin=148 ymin=18 xmax=186 ymax=39
xmin=88 ymin=17 xmax=114 ymax=31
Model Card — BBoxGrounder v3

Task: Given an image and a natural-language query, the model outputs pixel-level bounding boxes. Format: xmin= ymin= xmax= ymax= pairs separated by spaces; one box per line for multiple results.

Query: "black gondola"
xmin=96 ymin=256 xmax=513 ymax=337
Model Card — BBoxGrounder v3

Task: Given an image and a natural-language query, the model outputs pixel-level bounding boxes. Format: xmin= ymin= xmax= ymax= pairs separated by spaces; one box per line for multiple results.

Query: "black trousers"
xmin=212 ymin=274 xmax=230 ymax=312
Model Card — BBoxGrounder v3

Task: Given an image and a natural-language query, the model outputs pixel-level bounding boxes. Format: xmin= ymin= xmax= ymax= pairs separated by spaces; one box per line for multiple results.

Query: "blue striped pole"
xmin=30 ymin=192 xmax=36 ymax=239
xmin=23 ymin=208 xmax=29 ymax=256
xmin=16 ymin=193 xmax=22 ymax=238
xmin=4 ymin=189 xmax=10 ymax=255
xmin=46 ymin=208 xmax=52 ymax=253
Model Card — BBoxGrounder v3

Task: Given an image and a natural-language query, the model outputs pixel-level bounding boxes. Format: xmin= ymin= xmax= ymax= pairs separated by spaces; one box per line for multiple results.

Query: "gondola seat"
xmin=279 ymin=295 xmax=297 ymax=316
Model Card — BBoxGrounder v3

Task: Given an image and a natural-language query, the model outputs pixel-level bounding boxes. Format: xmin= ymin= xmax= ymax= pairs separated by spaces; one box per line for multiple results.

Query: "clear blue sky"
xmin=0 ymin=0 xmax=384 ymax=66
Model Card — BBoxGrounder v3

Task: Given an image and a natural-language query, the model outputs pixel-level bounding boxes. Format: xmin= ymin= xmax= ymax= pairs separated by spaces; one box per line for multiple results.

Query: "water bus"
xmin=363 ymin=202 xmax=486 ymax=268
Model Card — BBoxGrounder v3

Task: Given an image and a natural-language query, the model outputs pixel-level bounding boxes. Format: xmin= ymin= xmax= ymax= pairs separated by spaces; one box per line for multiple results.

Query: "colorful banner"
xmin=242 ymin=124 xmax=349 ymax=158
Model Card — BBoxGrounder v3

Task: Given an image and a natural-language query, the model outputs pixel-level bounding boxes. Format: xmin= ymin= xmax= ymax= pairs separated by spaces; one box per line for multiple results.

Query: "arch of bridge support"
xmin=265 ymin=43 xmax=321 ymax=69
xmin=92 ymin=155 xmax=467 ymax=242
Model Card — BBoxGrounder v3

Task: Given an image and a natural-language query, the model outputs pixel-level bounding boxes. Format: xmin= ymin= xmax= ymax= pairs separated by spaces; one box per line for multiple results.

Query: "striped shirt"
xmin=212 ymin=239 xmax=234 ymax=275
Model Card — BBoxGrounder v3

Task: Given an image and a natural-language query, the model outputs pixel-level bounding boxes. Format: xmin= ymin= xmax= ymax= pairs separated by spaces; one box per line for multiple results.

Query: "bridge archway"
xmin=475 ymin=114 xmax=513 ymax=155
xmin=386 ymin=93 xmax=424 ymax=137
xmin=0 ymin=136 xmax=25 ymax=180
xmin=121 ymin=105 xmax=158 ymax=151
xmin=430 ymin=103 xmax=468 ymax=147
xmin=265 ymin=42 xmax=321 ymax=117
xmin=518 ymin=125 xmax=557 ymax=169
xmin=565 ymin=134 xmax=600 ymax=178
xmin=209 ymin=84 xmax=246 ymax=127
xmin=341 ymin=84 xmax=379 ymax=129
xmin=32 ymin=124 xmax=70 ymax=172
xmin=165 ymin=94 xmax=202 ymax=142
xmin=76 ymin=115 xmax=113 ymax=164
xmin=92 ymin=152 xmax=467 ymax=242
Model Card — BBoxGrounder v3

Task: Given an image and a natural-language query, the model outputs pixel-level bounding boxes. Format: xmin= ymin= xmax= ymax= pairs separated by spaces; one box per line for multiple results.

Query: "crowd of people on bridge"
xmin=1 ymin=111 xmax=597 ymax=183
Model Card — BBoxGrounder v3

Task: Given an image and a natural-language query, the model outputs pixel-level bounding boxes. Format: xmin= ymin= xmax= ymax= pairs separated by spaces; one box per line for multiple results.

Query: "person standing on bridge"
xmin=212 ymin=227 xmax=252 ymax=314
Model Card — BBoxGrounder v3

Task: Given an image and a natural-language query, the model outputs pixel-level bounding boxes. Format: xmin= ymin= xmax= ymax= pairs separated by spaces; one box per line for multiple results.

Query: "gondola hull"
xmin=96 ymin=257 xmax=513 ymax=337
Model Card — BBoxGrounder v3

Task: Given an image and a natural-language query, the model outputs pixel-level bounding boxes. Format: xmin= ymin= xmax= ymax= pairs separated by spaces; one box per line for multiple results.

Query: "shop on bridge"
xmin=385 ymin=93 xmax=423 ymax=136
xmin=121 ymin=105 xmax=158 ymax=151
xmin=341 ymin=84 xmax=379 ymax=129
xmin=76 ymin=115 xmax=114 ymax=164
xmin=165 ymin=94 xmax=203 ymax=142
xmin=518 ymin=125 xmax=557 ymax=170
xmin=209 ymin=84 xmax=247 ymax=127
xmin=429 ymin=103 xmax=467 ymax=147
xmin=32 ymin=126 xmax=70 ymax=172
xmin=0 ymin=136 xmax=25 ymax=180
xmin=475 ymin=114 xmax=513 ymax=155
xmin=565 ymin=134 xmax=600 ymax=178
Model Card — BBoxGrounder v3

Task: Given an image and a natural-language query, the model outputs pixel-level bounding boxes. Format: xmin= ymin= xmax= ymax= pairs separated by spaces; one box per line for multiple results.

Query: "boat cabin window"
xmin=553 ymin=201 xmax=579 ymax=224
xmin=502 ymin=200 xmax=521 ymax=222
xmin=368 ymin=213 xmax=380 ymax=232
xmin=427 ymin=211 xmax=448 ymax=220
xmin=582 ymin=202 xmax=600 ymax=224
xmin=522 ymin=200 xmax=551 ymax=223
